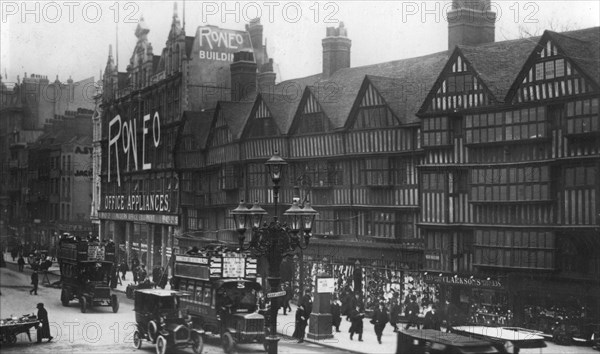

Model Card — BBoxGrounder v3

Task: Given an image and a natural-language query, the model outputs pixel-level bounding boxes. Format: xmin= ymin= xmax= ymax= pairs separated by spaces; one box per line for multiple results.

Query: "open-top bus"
xmin=172 ymin=245 xmax=265 ymax=353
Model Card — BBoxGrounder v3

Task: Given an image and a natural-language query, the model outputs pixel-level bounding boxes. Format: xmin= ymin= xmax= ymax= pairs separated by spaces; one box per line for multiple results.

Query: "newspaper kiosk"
xmin=57 ymin=239 xmax=119 ymax=313
xmin=173 ymin=246 xmax=265 ymax=353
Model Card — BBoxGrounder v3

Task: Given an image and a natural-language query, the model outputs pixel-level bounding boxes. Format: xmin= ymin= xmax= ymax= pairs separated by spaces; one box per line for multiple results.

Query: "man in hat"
xmin=30 ymin=270 xmax=39 ymax=295
xmin=36 ymin=303 xmax=53 ymax=343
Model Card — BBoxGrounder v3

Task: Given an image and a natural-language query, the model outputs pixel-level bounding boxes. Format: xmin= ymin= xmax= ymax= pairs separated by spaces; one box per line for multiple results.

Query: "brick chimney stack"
xmin=258 ymin=59 xmax=276 ymax=93
xmin=230 ymin=51 xmax=257 ymax=101
xmin=322 ymin=22 xmax=351 ymax=78
xmin=448 ymin=0 xmax=496 ymax=50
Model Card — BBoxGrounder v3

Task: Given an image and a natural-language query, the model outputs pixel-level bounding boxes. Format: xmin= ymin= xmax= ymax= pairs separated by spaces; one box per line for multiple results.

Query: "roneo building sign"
xmin=196 ymin=26 xmax=253 ymax=62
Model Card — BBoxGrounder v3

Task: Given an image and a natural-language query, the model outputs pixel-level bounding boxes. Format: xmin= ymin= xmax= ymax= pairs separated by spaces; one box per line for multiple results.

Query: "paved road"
xmin=0 ymin=264 xmax=349 ymax=353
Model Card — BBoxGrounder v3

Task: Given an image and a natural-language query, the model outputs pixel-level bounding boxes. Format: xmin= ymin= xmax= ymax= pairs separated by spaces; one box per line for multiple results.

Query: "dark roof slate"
xmin=458 ymin=37 xmax=540 ymax=102
xmin=259 ymin=92 xmax=301 ymax=134
xmin=547 ymin=27 xmax=600 ymax=85
xmin=218 ymin=101 xmax=254 ymax=140
xmin=182 ymin=110 xmax=213 ymax=150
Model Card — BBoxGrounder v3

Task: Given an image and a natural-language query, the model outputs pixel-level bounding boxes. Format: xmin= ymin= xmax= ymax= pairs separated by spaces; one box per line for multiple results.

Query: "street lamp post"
xmin=231 ymin=152 xmax=318 ymax=354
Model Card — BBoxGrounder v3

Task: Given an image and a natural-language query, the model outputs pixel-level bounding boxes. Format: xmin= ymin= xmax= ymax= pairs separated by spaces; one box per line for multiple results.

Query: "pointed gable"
xmin=421 ymin=50 xmax=495 ymax=114
xmin=508 ymin=28 xmax=600 ymax=104
xmin=243 ymin=98 xmax=281 ymax=138
xmin=289 ymin=89 xmax=332 ymax=134
xmin=347 ymin=78 xmax=399 ymax=130
xmin=215 ymin=101 xmax=253 ymax=140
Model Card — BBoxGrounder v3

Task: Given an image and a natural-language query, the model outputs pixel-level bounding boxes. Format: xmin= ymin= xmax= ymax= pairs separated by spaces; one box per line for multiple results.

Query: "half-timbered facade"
xmin=418 ymin=27 xmax=600 ymax=325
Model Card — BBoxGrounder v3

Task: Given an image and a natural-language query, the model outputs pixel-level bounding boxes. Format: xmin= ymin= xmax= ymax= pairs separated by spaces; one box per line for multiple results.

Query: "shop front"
xmin=509 ymin=273 xmax=600 ymax=335
xmin=424 ymin=273 xmax=510 ymax=326
xmin=99 ymin=212 xmax=177 ymax=270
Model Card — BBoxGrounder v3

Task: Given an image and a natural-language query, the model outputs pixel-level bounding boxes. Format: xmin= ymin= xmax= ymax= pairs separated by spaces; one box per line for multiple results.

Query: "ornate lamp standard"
xmin=231 ymin=152 xmax=318 ymax=354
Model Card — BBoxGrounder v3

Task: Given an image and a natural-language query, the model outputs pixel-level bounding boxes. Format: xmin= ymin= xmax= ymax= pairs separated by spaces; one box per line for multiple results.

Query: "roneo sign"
xmin=197 ymin=26 xmax=253 ymax=62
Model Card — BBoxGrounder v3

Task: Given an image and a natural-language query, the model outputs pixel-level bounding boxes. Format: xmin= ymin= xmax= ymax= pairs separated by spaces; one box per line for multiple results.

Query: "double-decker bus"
xmin=57 ymin=238 xmax=119 ymax=313
xmin=172 ymin=245 xmax=265 ymax=353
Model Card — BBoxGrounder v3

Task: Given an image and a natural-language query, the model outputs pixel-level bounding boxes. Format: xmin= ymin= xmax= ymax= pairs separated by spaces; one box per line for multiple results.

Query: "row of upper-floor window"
xmin=185 ymin=206 xmax=418 ymax=241
xmin=422 ymin=164 xmax=596 ymax=200
xmin=422 ymin=97 xmax=598 ymax=146
xmin=180 ymin=157 xmax=418 ymax=193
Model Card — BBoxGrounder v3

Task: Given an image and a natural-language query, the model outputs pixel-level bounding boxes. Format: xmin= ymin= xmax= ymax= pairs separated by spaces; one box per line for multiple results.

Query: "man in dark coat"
xmin=441 ymin=299 xmax=460 ymax=332
xmin=331 ymin=299 xmax=342 ymax=332
xmin=138 ymin=264 xmax=148 ymax=283
xmin=390 ymin=299 xmax=402 ymax=332
xmin=404 ymin=296 xmax=420 ymax=329
xmin=30 ymin=270 xmax=39 ymax=295
xmin=371 ymin=302 xmax=389 ymax=344
xmin=282 ymin=282 xmax=292 ymax=315
xmin=293 ymin=305 xmax=308 ymax=343
xmin=301 ymin=289 xmax=313 ymax=316
xmin=152 ymin=266 xmax=161 ymax=288
xmin=119 ymin=261 xmax=128 ymax=280
xmin=348 ymin=305 xmax=364 ymax=341
xmin=17 ymin=255 xmax=25 ymax=272
xmin=158 ymin=267 xmax=168 ymax=289
xmin=423 ymin=304 xmax=442 ymax=330
xmin=36 ymin=303 xmax=53 ymax=343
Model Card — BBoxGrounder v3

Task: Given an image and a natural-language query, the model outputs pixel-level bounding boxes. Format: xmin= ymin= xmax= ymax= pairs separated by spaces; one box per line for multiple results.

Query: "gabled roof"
xmin=258 ymin=92 xmax=300 ymax=134
xmin=182 ymin=110 xmax=213 ymax=150
xmin=365 ymin=75 xmax=415 ymax=124
xmin=279 ymin=51 xmax=448 ymax=129
xmin=546 ymin=27 xmax=600 ymax=85
xmin=217 ymin=101 xmax=254 ymax=140
xmin=458 ymin=37 xmax=540 ymax=101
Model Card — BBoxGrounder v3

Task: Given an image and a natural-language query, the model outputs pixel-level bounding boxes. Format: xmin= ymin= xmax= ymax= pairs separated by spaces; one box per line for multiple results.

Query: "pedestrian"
xmin=138 ymin=264 xmax=148 ymax=283
xmin=132 ymin=265 xmax=139 ymax=284
xmin=441 ymin=299 xmax=459 ymax=332
xmin=348 ymin=305 xmax=364 ymax=341
xmin=120 ymin=261 xmax=128 ymax=280
xmin=423 ymin=304 xmax=442 ymax=330
xmin=301 ymin=289 xmax=313 ymax=316
xmin=18 ymin=255 xmax=25 ymax=272
xmin=152 ymin=266 xmax=161 ymax=288
xmin=371 ymin=302 xmax=389 ymax=344
xmin=404 ymin=295 xmax=420 ymax=330
xmin=283 ymin=282 xmax=292 ymax=315
xmin=331 ymin=299 xmax=342 ymax=332
xmin=158 ymin=267 xmax=168 ymax=289
xmin=292 ymin=304 xmax=308 ymax=343
xmin=36 ymin=303 xmax=53 ymax=343
xmin=390 ymin=298 xmax=402 ymax=332
xmin=30 ymin=270 xmax=39 ymax=295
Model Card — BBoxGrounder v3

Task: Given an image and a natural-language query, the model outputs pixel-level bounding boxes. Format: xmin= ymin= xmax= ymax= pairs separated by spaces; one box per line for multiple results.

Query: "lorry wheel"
xmin=155 ymin=335 xmax=167 ymax=354
xmin=111 ymin=295 xmax=119 ymax=313
xmin=61 ymin=289 xmax=70 ymax=306
xmin=222 ymin=332 xmax=235 ymax=354
xmin=80 ymin=297 xmax=87 ymax=313
xmin=133 ymin=330 xmax=142 ymax=349
xmin=191 ymin=333 xmax=203 ymax=354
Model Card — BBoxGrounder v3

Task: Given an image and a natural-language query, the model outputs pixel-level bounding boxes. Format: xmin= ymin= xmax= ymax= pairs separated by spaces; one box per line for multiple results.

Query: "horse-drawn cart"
xmin=0 ymin=315 xmax=40 ymax=344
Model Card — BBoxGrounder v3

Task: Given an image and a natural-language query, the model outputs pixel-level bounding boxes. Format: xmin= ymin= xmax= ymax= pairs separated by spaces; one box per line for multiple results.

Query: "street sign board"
xmin=266 ymin=291 xmax=286 ymax=299
xmin=317 ymin=278 xmax=335 ymax=293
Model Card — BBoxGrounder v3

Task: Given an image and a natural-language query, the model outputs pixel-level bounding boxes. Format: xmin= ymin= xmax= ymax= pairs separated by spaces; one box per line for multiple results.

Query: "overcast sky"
xmin=1 ymin=1 xmax=599 ymax=85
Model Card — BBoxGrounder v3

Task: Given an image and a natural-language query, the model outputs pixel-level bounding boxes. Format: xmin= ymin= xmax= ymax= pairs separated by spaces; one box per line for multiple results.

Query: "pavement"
xmin=2 ymin=252 xmax=399 ymax=353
